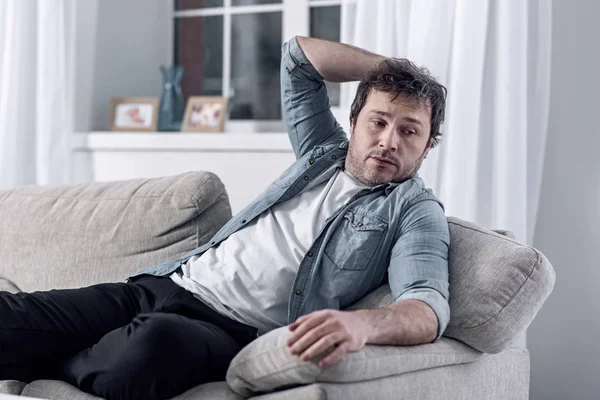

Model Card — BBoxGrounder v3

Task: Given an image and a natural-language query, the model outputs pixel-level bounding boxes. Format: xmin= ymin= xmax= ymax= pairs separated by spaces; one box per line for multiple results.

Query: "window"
xmin=309 ymin=2 xmax=342 ymax=107
xmin=173 ymin=0 xmax=353 ymax=129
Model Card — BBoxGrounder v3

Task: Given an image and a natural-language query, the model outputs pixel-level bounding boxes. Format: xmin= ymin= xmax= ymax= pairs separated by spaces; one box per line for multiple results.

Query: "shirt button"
xmin=332 ymin=155 xmax=337 ymax=160
xmin=211 ymin=241 xmax=216 ymax=245
xmin=357 ymin=223 xmax=363 ymax=227
xmin=295 ymin=289 xmax=301 ymax=295
xmin=307 ymin=251 xmax=313 ymax=257
xmin=303 ymin=176 xmax=309 ymax=181
xmin=309 ymin=159 xmax=315 ymax=165
xmin=242 ymin=220 xmax=247 ymax=224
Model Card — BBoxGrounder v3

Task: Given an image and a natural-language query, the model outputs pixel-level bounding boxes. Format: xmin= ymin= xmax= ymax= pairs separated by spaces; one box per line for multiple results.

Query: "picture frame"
xmin=109 ymin=97 xmax=159 ymax=132
xmin=181 ymin=96 xmax=228 ymax=133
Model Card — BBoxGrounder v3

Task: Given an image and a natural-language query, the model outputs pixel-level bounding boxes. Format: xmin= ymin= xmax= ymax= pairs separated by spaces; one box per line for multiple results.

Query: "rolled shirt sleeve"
xmin=280 ymin=36 xmax=347 ymax=159
xmin=388 ymin=197 xmax=451 ymax=340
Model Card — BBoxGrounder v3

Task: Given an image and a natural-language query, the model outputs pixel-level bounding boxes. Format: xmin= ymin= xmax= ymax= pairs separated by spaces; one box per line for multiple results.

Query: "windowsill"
xmin=72 ymin=131 xmax=294 ymax=152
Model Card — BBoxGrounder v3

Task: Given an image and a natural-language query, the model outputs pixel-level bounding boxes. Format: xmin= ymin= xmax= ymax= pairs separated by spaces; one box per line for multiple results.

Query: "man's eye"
xmin=373 ymin=120 xmax=385 ymax=127
xmin=404 ymin=130 xmax=416 ymax=135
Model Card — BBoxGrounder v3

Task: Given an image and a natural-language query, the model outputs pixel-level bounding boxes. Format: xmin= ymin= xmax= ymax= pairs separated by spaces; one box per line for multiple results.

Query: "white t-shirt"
xmin=170 ymin=167 xmax=369 ymax=334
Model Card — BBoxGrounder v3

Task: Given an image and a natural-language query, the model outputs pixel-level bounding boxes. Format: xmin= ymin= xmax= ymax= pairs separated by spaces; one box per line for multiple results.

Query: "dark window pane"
xmin=310 ymin=6 xmax=340 ymax=41
xmin=175 ymin=0 xmax=223 ymax=10
xmin=230 ymin=12 xmax=282 ymax=120
xmin=232 ymin=0 xmax=281 ymax=5
xmin=310 ymin=6 xmax=341 ymax=107
xmin=175 ymin=16 xmax=224 ymax=99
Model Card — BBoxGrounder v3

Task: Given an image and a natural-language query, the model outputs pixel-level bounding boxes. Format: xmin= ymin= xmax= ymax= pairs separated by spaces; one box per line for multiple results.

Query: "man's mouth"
xmin=370 ymin=156 xmax=397 ymax=166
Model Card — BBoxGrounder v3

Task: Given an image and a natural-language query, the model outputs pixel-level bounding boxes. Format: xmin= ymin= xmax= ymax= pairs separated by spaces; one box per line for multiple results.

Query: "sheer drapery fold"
xmin=0 ymin=0 xmax=80 ymax=188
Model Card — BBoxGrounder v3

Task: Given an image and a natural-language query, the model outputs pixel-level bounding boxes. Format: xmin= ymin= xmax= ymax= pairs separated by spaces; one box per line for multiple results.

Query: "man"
xmin=0 ymin=36 xmax=449 ymax=400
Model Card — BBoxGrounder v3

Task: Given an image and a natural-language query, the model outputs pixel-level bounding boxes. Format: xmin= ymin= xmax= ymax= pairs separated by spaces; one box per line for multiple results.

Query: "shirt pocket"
xmin=324 ymin=210 xmax=388 ymax=271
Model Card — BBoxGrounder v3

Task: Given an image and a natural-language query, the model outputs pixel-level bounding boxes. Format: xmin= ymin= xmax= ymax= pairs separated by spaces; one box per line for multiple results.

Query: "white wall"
xmin=529 ymin=0 xmax=600 ymax=398
xmin=73 ymin=2 xmax=98 ymax=133
xmin=75 ymin=0 xmax=171 ymax=131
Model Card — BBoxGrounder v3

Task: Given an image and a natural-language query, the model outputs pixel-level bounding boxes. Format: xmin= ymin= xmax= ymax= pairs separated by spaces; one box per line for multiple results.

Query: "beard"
xmin=345 ymin=137 xmax=428 ymax=187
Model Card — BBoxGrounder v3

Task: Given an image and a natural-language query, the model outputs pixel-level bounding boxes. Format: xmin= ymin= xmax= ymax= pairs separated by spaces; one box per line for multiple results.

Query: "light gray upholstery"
xmin=443 ymin=217 xmax=555 ymax=353
xmin=173 ymin=382 xmax=243 ymax=400
xmin=246 ymin=348 xmax=529 ymax=400
xmin=0 ymin=380 xmax=26 ymax=396
xmin=21 ymin=381 xmax=102 ymax=399
xmin=0 ymin=173 xmax=553 ymax=399
xmin=0 ymin=278 xmax=20 ymax=293
xmin=227 ymin=328 xmax=483 ymax=397
xmin=0 ymin=172 xmax=231 ymax=292
xmin=20 ymin=380 xmax=242 ymax=400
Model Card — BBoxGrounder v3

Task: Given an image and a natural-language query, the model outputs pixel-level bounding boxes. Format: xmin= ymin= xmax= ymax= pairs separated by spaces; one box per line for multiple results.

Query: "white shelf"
xmin=73 ymin=132 xmax=294 ymax=152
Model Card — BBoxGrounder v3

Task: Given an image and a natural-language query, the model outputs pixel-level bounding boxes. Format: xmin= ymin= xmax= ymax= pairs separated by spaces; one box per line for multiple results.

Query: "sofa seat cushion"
xmin=0 ymin=172 xmax=231 ymax=292
xmin=226 ymin=326 xmax=483 ymax=397
xmin=173 ymin=382 xmax=244 ymax=400
xmin=19 ymin=380 xmax=240 ymax=400
xmin=21 ymin=380 xmax=102 ymax=399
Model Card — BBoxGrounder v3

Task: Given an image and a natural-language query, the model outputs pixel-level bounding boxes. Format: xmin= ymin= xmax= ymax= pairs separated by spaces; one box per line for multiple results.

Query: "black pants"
xmin=0 ymin=275 xmax=258 ymax=400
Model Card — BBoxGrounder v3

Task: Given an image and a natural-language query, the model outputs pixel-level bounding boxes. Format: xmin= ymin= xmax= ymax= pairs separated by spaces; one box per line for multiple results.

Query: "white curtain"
xmin=0 ymin=0 xmax=78 ymax=189
xmin=341 ymin=0 xmax=552 ymax=246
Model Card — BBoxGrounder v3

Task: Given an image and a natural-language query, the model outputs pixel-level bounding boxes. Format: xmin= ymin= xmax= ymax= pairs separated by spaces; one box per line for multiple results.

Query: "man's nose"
xmin=378 ymin=129 xmax=397 ymax=152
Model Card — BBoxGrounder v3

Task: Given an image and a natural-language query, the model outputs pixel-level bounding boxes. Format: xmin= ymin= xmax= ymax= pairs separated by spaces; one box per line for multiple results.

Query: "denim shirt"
xmin=133 ymin=37 xmax=451 ymax=339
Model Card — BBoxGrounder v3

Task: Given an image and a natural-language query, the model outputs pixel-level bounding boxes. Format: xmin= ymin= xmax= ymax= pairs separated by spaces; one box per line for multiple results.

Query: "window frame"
xmin=171 ymin=0 xmax=354 ymax=130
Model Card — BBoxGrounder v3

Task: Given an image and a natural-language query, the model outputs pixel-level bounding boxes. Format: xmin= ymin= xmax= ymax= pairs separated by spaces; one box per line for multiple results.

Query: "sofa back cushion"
xmin=347 ymin=217 xmax=555 ymax=354
xmin=0 ymin=172 xmax=231 ymax=292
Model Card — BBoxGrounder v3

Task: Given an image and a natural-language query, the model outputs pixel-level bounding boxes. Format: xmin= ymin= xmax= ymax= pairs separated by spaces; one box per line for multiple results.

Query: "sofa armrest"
xmin=226 ymin=326 xmax=483 ymax=398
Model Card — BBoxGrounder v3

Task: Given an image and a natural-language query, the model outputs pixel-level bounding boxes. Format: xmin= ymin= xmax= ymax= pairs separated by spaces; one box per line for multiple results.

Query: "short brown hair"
xmin=350 ymin=58 xmax=447 ymax=148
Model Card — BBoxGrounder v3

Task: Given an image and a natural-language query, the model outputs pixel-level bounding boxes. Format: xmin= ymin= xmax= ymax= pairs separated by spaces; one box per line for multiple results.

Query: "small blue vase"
xmin=158 ymin=66 xmax=185 ymax=132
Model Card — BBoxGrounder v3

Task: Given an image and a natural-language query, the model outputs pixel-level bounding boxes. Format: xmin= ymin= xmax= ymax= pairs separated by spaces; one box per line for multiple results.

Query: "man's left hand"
xmin=286 ymin=309 xmax=370 ymax=368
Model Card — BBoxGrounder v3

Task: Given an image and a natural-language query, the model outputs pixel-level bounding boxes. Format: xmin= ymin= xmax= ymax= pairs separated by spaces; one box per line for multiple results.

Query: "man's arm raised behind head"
xmin=280 ymin=36 xmax=386 ymax=159
xmin=295 ymin=36 xmax=386 ymax=83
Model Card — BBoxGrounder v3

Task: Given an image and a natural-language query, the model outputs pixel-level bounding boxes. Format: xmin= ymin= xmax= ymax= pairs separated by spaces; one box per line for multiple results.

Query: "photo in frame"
xmin=109 ymin=97 xmax=159 ymax=131
xmin=181 ymin=96 xmax=228 ymax=132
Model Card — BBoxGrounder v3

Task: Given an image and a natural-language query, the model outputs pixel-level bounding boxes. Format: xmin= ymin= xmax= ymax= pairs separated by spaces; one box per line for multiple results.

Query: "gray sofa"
xmin=0 ymin=172 xmax=555 ymax=399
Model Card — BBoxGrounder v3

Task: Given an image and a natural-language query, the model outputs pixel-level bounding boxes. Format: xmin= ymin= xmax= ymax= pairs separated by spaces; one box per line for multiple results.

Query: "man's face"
xmin=345 ymin=90 xmax=432 ymax=186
